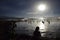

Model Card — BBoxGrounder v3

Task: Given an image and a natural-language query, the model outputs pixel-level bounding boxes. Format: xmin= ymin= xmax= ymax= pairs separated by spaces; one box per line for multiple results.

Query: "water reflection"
xmin=15 ymin=21 xmax=49 ymax=37
xmin=15 ymin=19 xmax=60 ymax=38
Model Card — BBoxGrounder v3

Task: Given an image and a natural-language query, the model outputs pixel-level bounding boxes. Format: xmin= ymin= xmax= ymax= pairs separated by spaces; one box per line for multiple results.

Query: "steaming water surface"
xmin=15 ymin=21 xmax=60 ymax=38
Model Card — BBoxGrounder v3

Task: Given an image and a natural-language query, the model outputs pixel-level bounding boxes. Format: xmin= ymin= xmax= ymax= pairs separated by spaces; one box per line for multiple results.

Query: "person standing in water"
xmin=32 ymin=26 xmax=41 ymax=40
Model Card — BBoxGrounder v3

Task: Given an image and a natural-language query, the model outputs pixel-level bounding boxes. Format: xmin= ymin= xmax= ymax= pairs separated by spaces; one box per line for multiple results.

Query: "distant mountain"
xmin=0 ymin=16 xmax=24 ymax=19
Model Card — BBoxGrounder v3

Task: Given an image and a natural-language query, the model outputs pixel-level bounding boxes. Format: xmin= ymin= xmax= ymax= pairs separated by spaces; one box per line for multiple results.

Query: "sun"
xmin=37 ymin=4 xmax=46 ymax=11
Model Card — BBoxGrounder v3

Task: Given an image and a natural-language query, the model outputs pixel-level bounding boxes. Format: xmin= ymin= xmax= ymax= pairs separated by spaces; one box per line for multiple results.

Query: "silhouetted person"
xmin=32 ymin=26 xmax=41 ymax=40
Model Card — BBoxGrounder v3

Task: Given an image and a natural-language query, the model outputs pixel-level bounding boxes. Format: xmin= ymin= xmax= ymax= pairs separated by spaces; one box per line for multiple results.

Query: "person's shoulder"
xmin=38 ymin=31 xmax=41 ymax=33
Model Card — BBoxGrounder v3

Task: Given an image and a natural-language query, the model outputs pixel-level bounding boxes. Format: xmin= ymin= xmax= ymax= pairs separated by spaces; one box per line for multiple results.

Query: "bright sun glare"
xmin=39 ymin=22 xmax=45 ymax=29
xmin=37 ymin=4 xmax=46 ymax=11
xmin=37 ymin=22 xmax=46 ymax=32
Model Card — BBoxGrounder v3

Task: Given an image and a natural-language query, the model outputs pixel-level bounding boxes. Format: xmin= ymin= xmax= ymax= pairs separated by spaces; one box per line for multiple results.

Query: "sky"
xmin=0 ymin=0 xmax=60 ymax=18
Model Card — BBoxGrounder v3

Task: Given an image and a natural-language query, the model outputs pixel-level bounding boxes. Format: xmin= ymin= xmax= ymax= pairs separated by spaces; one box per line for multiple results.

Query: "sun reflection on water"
xmin=37 ymin=22 xmax=46 ymax=32
xmin=37 ymin=20 xmax=49 ymax=37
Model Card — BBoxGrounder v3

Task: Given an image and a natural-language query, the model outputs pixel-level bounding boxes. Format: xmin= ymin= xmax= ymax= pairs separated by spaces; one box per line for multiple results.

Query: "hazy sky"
xmin=0 ymin=0 xmax=60 ymax=17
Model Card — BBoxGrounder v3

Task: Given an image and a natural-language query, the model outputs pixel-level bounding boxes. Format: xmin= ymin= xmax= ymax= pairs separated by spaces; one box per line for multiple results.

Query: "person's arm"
xmin=39 ymin=31 xmax=41 ymax=36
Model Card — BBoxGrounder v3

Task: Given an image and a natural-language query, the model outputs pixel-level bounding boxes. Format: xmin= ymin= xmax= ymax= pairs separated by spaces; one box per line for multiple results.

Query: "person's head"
xmin=35 ymin=26 xmax=39 ymax=31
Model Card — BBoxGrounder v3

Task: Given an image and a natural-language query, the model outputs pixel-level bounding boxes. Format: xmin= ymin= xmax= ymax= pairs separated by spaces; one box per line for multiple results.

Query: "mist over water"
xmin=15 ymin=20 xmax=60 ymax=38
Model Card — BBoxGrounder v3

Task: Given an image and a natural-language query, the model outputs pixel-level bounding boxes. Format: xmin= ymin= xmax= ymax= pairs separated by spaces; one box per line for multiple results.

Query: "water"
xmin=14 ymin=20 xmax=60 ymax=38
